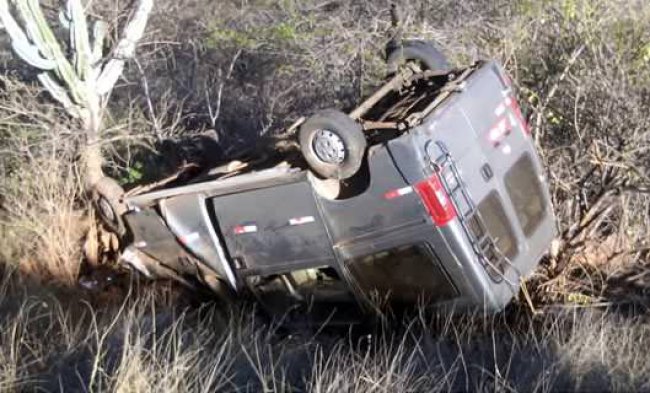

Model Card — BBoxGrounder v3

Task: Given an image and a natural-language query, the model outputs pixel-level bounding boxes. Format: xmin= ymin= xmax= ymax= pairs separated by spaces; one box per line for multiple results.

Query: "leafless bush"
xmin=106 ymin=0 xmax=650 ymax=302
xmin=0 ymin=76 xmax=86 ymax=284
xmin=501 ymin=0 xmax=650 ymax=303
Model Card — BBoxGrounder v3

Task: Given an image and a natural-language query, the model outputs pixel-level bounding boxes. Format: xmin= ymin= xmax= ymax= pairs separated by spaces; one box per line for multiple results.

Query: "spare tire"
xmin=299 ymin=110 xmax=367 ymax=180
xmin=93 ymin=177 xmax=128 ymax=237
xmin=386 ymin=40 xmax=451 ymax=75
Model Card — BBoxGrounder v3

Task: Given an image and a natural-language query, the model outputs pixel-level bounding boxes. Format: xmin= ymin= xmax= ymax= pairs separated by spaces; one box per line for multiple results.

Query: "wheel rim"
xmin=311 ymin=129 xmax=346 ymax=164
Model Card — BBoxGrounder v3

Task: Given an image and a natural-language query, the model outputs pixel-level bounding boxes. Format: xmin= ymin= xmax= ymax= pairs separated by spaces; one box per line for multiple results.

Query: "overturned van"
xmin=96 ymin=43 xmax=555 ymax=322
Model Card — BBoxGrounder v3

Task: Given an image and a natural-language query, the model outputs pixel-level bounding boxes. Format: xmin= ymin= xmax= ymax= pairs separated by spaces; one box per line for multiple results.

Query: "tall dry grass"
xmin=0 ymin=277 xmax=649 ymax=392
xmin=0 ymin=77 xmax=87 ymax=285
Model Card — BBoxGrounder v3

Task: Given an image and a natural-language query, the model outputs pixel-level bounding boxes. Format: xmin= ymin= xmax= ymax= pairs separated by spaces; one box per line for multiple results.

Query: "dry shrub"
xmin=2 ymin=3 xmax=650 ymax=392
xmin=0 ymin=77 xmax=87 ymax=285
xmin=0 ymin=0 xmax=646 ymax=298
xmin=500 ymin=0 xmax=650 ymax=303
xmin=1 ymin=154 xmax=86 ymax=284
xmin=122 ymin=0 xmax=650 ymax=303
xmin=557 ymin=312 xmax=650 ymax=391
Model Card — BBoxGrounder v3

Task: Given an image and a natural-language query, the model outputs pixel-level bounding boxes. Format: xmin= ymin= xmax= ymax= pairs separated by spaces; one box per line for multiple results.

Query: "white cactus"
xmin=0 ymin=0 xmax=153 ymax=123
xmin=0 ymin=0 xmax=153 ymax=190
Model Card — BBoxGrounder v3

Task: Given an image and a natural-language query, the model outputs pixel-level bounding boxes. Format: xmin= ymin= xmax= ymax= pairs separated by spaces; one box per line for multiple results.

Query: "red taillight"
xmin=507 ymin=96 xmax=530 ymax=135
xmin=494 ymin=66 xmax=531 ymax=136
xmin=415 ymin=173 xmax=457 ymax=226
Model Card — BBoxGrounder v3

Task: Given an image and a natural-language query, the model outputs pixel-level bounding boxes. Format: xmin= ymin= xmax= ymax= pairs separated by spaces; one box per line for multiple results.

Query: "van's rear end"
xmin=388 ymin=61 xmax=555 ymax=311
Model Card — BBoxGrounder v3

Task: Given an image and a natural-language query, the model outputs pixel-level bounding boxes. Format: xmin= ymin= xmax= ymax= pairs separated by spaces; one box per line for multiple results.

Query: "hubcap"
xmin=312 ymin=129 xmax=346 ymax=164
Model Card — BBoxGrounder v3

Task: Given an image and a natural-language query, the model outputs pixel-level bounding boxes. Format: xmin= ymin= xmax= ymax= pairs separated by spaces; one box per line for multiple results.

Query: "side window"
xmin=469 ymin=191 xmax=518 ymax=280
xmin=248 ymin=267 xmax=350 ymax=303
xmin=246 ymin=266 xmax=365 ymax=322
xmin=475 ymin=192 xmax=518 ymax=260
xmin=505 ymin=153 xmax=547 ymax=237
xmin=345 ymin=244 xmax=458 ymax=307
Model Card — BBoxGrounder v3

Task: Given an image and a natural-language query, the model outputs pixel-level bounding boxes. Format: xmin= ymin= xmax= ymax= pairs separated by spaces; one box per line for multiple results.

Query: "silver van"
xmin=96 ymin=43 xmax=555 ymax=322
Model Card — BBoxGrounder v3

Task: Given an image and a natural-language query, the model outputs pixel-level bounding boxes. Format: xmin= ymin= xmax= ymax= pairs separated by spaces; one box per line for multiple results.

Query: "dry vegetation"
xmin=1 ymin=275 xmax=650 ymax=392
xmin=1 ymin=0 xmax=650 ymax=391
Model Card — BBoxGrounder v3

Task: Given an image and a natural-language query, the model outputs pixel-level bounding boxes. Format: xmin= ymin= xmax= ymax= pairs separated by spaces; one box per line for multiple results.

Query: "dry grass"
xmin=0 ymin=276 xmax=649 ymax=392
xmin=0 ymin=154 xmax=85 ymax=283
xmin=0 ymin=78 xmax=88 ymax=285
xmin=1 ymin=0 xmax=650 ymax=391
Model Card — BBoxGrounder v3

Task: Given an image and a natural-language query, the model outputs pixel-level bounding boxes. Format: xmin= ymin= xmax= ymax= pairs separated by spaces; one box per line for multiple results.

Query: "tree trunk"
xmin=80 ymin=141 xmax=105 ymax=191
xmin=80 ymin=108 xmax=112 ymax=192
xmin=81 ymin=124 xmax=127 ymax=260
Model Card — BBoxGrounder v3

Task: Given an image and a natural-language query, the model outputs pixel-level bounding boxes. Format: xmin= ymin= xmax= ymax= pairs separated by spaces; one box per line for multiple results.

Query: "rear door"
xmin=425 ymin=64 xmax=529 ymax=281
xmin=456 ymin=63 xmax=555 ymax=279
xmin=391 ymin=62 xmax=554 ymax=289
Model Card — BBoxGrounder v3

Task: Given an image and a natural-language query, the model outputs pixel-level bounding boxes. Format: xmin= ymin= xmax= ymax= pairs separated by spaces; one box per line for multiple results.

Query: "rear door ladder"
xmin=426 ymin=141 xmax=517 ymax=285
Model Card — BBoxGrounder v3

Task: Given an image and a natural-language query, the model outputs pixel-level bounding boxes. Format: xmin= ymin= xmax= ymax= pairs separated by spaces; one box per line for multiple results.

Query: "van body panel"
xmin=387 ymin=62 xmax=556 ymax=309
xmin=160 ymin=193 xmax=238 ymax=288
xmin=210 ymin=180 xmax=336 ymax=275
xmin=315 ymin=145 xmax=425 ymax=246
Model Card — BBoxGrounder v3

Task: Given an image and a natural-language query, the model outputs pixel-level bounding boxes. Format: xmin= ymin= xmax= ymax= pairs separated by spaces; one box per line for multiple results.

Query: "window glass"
xmin=346 ymin=244 xmax=457 ymax=307
xmin=250 ymin=267 xmax=349 ymax=303
xmin=467 ymin=192 xmax=519 ymax=281
xmin=247 ymin=267 xmax=361 ymax=320
xmin=505 ymin=153 xmax=547 ymax=237
xmin=476 ymin=191 xmax=518 ymax=260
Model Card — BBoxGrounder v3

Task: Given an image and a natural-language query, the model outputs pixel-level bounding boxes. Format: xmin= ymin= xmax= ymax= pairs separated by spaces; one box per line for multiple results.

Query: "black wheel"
xmin=386 ymin=40 xmax=451 ymax=75
xmin=93 ymin=177 xmax=128 ymax=237
xmin=299 ymin=109 xmax=367 ymax=180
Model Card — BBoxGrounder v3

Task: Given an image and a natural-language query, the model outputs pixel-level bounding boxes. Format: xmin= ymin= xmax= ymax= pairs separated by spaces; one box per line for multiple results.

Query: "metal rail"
xmin=348 ymin=65 xmax=416 ymax=121
xmin=427 ymin=141 xmax=517 ymax=287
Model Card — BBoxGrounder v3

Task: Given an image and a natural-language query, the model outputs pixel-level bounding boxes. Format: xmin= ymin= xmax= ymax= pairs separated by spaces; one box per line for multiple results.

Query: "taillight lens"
xmin=508 ymin=96 xmax=530 ymax=135
xmin=415 ymin=173 xmax=457 ymax=226
xmin=495 ymin=65 xmax=531 ymax=136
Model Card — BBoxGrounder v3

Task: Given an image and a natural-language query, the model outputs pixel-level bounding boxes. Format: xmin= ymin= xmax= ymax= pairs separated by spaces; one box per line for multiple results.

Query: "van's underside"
xmin=124 ymin=62 xmax=479 ymax=208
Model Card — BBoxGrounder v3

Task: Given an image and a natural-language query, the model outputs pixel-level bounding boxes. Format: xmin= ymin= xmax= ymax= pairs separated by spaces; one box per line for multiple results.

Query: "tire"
xmin=93 ymin=177 xmax=128 ymax=237
xmin=386 ymin=40 xmax=451 ymax=75
xmin=299 ymin=110 xmax=367 ymax=180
